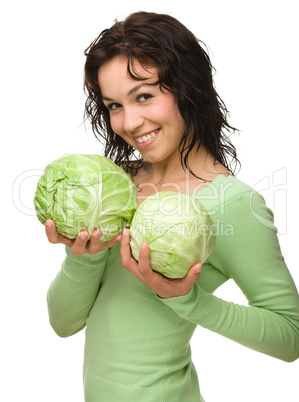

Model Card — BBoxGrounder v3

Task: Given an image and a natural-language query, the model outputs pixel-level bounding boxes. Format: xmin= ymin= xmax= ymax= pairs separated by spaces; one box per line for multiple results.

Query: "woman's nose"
xmin=123 ymin=107 xmax=144 ymax=133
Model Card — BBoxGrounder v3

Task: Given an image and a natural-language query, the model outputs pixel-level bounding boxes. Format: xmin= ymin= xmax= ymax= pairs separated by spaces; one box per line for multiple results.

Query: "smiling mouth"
xmin=134 ymin=129 xmax=160 ymax=144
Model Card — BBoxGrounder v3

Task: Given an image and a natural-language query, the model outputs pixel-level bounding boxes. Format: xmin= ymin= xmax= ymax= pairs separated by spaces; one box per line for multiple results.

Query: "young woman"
xmin=45 ymin=11 xmax=299 ymax=402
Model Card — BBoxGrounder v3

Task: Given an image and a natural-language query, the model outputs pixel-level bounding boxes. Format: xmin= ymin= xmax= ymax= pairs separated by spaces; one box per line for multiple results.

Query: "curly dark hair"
xmin=84 ymin=11 xmax=240 ymax=177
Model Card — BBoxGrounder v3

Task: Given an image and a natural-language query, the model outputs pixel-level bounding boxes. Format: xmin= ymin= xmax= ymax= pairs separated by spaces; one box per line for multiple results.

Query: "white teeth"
xmin=135 ymin=131 xmax=158 ymax=144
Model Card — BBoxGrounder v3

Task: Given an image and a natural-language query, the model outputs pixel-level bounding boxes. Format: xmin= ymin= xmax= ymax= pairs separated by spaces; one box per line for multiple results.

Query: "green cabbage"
xmin=129 ymin=191 xmax=216 ymax=278
xmin=34 ymin=154 xmax=137 ymax=242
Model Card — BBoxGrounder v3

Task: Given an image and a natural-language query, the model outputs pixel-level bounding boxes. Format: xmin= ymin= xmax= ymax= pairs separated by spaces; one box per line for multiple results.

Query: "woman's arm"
xmin=47 ymin=247 xmax=110 ymax=337
xmin=160 ymin=192 xmax=299 ymax=362
xmin=121 ymin=191 xmax=299 ymax=362
xmin=45 ymin=220 xmax=121 ymax=337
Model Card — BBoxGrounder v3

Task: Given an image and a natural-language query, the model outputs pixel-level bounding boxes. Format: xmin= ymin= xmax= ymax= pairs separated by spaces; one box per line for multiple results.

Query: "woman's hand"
xmin=45 ymin=220 xmax=122 ymax=257
xmin=120 ymin=228 xmax=202 ymax=299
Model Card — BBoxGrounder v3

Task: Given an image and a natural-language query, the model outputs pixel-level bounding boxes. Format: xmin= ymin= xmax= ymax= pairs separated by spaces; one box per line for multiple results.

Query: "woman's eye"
xmin=138 ymin=94 xmax=152 ymax=102
xmin=108 ymin=103 xmax=121 ymax=111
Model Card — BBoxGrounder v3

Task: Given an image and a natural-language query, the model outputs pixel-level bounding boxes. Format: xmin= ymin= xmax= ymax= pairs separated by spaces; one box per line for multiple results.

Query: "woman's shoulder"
xmin=196 ymin=174 xmax=268 ymax=217
xmin=198 ymin=174 xmax=254 ymax=200
xmin=200 ymin=175 xmax=277 ymax=248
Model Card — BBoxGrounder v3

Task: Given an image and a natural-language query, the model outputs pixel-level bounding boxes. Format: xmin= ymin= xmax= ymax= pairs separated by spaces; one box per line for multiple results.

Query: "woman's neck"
xmin=146 ymin=145 xmax=228 ymax=183
xmin=133 ymin=145 xmax=230 ymax=200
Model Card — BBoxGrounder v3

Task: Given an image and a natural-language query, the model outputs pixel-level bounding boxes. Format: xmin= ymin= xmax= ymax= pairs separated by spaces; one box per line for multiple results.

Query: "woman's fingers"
xmin=120 ymin=228 xmax=142 ymax=279
xmin=137 ymin=242 xmax=152 ymax=278
xmin=119 ymin=227 xmax=203 ymax=298
xmin=45 ymin=220 xmax=57 ymax=243
xmin=45 ymin=220 xmax=73 ymax=248
xmin=102 ymin=234 xmax=122 ymax=249
xmin=120 ymin=228 xmax=134 ymax=265
xmin=71 ymin=231 xmax=89 ymax=257
xmin=86 ymin=231 xmax=122 ymax=254
xmin=86 ymin=230 xmax=101 ymax=255
xmin=45 ymin=220 xmax=122 ymax=257
xmin=180 ymin=263 xmax=202 ymax=290
xmin=189 ymin=263 xmax=202 ymax=276
xmin=121 ymin=231 xmax=158 ymax=287
xmin=119 ymin=228 xmax=203 ymax=298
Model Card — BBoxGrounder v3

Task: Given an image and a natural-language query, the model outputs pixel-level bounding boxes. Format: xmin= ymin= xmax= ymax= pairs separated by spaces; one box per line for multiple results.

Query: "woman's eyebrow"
xmin=127 ymin=83 xmax=149 ymax=96
xmin=102 ymin=83 xmax=150 ymax=101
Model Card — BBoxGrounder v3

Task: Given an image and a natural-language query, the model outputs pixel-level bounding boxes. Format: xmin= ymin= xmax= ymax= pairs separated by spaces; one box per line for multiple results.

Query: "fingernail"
xmin=141 ymin=242 xmax=147 ymax=251
xmin=92 ymin=230 xmax=99 ymax=239
xmin=123 ymin=228 xmax=129 ymax=237
xmin=45 ymin=220 xmax=52 ymax=229
xmin=79 ymin=232 xmax=88 ymax=241
xmin=195 ymin=264 xmax=202 ymax=275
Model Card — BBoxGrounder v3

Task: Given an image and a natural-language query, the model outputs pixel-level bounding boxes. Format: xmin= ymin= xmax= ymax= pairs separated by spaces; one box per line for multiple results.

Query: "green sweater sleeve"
xmin=47 ymin=246 xmax=109 ymax=338
xmin=160 ymin=191 xmax=299 ymax=362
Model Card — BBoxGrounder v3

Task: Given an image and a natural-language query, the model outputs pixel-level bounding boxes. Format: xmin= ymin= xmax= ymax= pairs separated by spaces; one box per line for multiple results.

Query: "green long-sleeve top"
xmin=47 ymin=175 xmax=299 ymax=402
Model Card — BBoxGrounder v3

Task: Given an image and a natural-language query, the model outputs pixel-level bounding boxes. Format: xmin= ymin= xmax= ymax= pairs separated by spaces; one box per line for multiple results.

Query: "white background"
xmin=2 ymin=0 xmax=298 ymax=401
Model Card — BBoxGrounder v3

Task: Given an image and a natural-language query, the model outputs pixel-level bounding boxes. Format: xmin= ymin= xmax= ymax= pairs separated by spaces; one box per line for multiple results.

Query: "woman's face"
xmin=98 ymin=56 xmax=186 ymax=164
